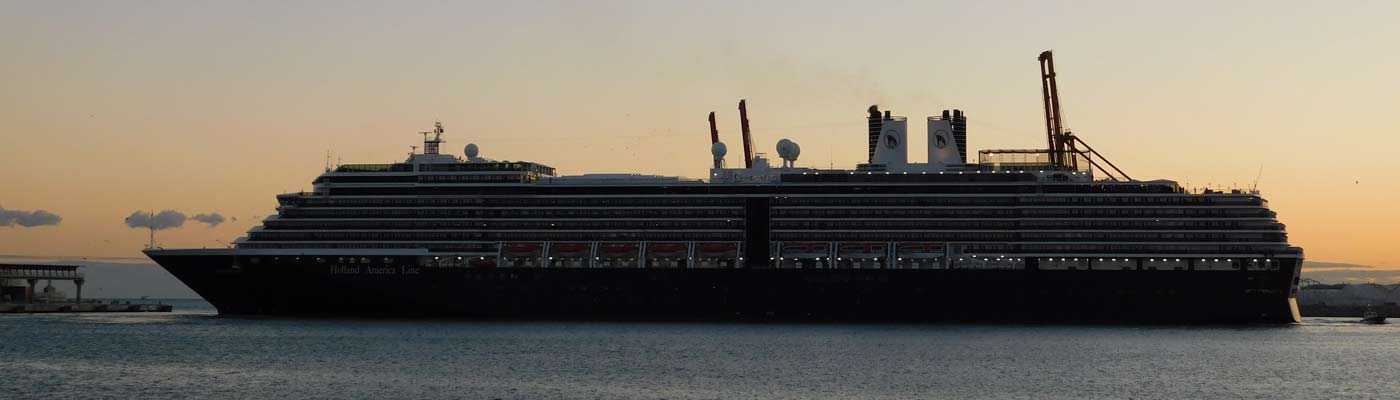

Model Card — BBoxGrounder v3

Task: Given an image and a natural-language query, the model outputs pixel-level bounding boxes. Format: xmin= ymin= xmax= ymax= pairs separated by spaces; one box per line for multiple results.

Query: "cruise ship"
xmin=145 ymin=52 xmax=1304 ymax=322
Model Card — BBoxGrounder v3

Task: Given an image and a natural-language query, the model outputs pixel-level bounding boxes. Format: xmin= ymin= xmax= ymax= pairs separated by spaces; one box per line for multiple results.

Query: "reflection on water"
xmin=2 ymin=300 xmax=1397 ymax=399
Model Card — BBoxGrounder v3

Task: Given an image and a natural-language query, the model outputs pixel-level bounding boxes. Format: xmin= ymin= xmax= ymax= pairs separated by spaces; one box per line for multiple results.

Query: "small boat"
xmin=1361 ymin=309 xmax=1387 ymax=324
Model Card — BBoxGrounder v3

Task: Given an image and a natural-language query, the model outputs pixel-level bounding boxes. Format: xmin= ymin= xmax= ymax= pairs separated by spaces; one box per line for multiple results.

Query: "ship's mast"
xmin=420 ymin=121 xmax=445 ymax=155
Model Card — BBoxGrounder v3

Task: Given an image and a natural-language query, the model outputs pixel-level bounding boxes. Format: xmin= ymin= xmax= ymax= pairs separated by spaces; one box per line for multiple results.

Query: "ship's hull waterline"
xmin=150 ymin=254 xmax=1301 ymax=323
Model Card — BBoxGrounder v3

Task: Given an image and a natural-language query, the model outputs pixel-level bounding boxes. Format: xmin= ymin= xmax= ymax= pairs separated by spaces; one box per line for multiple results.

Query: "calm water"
xmin=2 ymin=300 xmax=1397 ymax=399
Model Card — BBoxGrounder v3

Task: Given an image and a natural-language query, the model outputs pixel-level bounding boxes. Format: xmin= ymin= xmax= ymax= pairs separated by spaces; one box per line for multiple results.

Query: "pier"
xmin=0 ymin=263 xmax=173 ymax=313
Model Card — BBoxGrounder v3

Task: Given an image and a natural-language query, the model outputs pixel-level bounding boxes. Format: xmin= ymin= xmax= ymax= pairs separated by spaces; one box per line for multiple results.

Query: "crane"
xmin=1038 ymin=50 xmax=1132 ymax=181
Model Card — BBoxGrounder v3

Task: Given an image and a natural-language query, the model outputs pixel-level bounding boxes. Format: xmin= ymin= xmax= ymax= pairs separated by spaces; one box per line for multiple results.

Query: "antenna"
xmin=1251 ymin=165 xmax=1264 ymax=193
xmin=419 ymin=122 xmax=444 ymax=155
xmin=146 ymin=210 xmax=155 ymax=249
xmin=324 ymin=150 xmax=332 ymax=172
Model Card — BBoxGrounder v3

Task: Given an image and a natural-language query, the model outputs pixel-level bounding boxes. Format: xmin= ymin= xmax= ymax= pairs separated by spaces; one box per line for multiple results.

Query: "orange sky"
xmin=2 ymin=1 xmax=1398 ymax=268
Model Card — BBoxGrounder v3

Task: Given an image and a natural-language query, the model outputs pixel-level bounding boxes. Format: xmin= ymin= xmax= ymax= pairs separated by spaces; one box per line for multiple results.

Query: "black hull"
xmin=150 ymin=254 xmax=1301 ymax=323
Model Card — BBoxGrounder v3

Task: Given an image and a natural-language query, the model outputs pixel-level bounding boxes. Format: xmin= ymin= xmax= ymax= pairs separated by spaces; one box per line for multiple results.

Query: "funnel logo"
xmin=934 ymin=130 xmax=949 ymax=149
xmin=884 ymin=134 xmax=899 ymax=149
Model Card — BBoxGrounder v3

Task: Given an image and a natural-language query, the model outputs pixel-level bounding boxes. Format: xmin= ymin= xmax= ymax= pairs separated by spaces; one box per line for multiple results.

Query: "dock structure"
xmin=0 ymin=263 xmax=85 ymax=304
xmin=0 ymin=263 xmax=173 ymax=313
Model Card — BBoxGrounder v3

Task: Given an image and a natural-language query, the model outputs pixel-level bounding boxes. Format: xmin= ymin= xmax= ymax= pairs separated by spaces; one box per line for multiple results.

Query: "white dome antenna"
xmin=465 ymin=143 xmax=480 ymax=160
xmin=711 ymin=142 xmax=727 ymax=166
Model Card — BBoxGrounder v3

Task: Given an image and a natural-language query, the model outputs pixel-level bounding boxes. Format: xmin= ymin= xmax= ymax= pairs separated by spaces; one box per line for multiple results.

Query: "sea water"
xmin=2 ymin=299 xmax=1396 ymax=399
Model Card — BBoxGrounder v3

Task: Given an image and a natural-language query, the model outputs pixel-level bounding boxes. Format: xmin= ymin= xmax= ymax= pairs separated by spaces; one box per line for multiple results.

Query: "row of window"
xmin=265 ymin=220 xmax=743 ymax=230
xmin=280 ymin=208 xmax=744 ymax=219
xmin=418 ymin=162 xmax=555 ymax=175
xmin=291 ymin=197 xmax=741 ymax=208
xmin=260 ymin=216 xmax=1282 ymax=229
xmin=776 ymin=195 xmax=1260 ymax=207
xmin=286 ymin=194 xmax=1267 ymax=209
xmin=769 ymin=232 xmax=1286 ymax=242
xmin=772 ymin=220 xmax=1281 ymax=230
xmin=248 ymin=230 xmax=1287 ymax=244
xmin=276 ymin=207 xmax=1275 ymax=221
xmin=417 ymin=174 xmax=535 ymax=183
xmin=771 ymin=208 xmax=1275 ymax=218
xmin=248 ymin=231 xmax=742 ymax=242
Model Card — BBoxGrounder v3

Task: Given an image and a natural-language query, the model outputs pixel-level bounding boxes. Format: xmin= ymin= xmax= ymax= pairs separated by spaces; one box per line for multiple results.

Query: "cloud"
xmin=0 ymin=206 xmax=62 ymax=227
xmin=124 ymin=210 xmax=186 ymax=230
xmin=191 ymin=213 xmax=226 ymax=227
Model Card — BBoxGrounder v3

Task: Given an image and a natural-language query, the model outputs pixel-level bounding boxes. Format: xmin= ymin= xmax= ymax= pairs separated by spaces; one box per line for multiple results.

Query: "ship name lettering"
xmin=330 ymin=265 xmax=362 ymax=275
xmin=367 ymin=266 xmax=397 ymax=274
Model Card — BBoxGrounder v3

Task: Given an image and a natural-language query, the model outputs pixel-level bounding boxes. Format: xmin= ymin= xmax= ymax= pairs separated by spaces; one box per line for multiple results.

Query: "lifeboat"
xmin=838 ymin=242 xmax=885 ymax=252
xmin=502 ymin=242 xmax=543 ymax=255
xmin=694 ymin=240 xmax=739 ymax=253
xmin=782 ymin=242 xmax=829 ymax=253
xmin=550 ymin=243 xmax=590 ymax=256
xmin=599 ymin=243 xmax=639 ymax=255
xmin=646 ymin=243 xmax=687 ymax=256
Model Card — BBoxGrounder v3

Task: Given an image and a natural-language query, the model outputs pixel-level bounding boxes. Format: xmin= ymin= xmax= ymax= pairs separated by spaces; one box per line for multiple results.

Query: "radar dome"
xmin=465 ymin=143 xmax=480 ymax=158
xmin=711 ymin=142 xmax=727 ymax=161
xmin=776 ymin=139 xmax=799 ymax=161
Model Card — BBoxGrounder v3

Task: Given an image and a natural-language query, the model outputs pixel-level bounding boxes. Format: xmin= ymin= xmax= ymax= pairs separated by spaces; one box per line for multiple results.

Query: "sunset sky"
xmin=2 ymin=1 xmax=1398 ymax=270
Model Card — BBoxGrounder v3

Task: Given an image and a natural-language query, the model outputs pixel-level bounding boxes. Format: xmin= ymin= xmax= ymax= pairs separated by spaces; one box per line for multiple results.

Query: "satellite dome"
xmin=776 ymin=139 xmax=799 ymax=161
xmin=465 ymin=143 xmax=480 ymax=158
xmin=711 ymin=142 xmax=727 ymax=161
